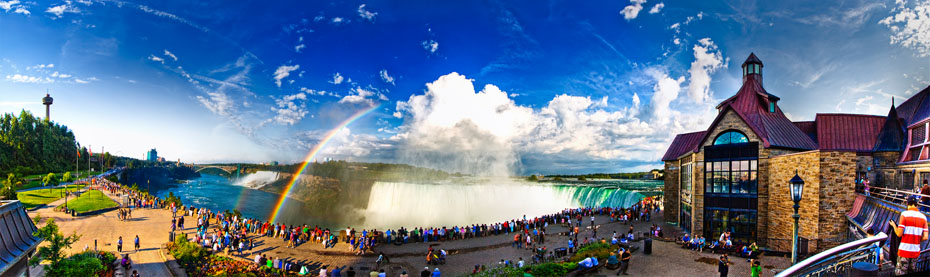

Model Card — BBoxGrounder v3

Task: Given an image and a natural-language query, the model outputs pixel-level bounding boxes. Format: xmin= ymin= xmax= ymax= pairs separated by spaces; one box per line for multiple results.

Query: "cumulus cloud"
xmin=379 ymin=69 xmax=395 ymax=85
xmin=686 ymin=38 xmax=726 ymax=103
xmin=330 ymin=72 xmax=345 ymax=84
xmin=273 ymin=64 xmax=299 ymax=87
xmin=331 ymin=17 xmax=344 ymax=24
xmin=45 ymin=2 xmax=78 ymax=18
xmin=393 ymin=72 xmax=674 ymax=176
xmin=649 ymin=3 xmax=664 ymax=14
xmin=1 ymin=0 xmax=28 ymax=15
xmin=339 ymin=87 xmax=379 ymax=106
xmin=295 ymin=44 xmax=306 ymax=53
xmin=620 ymin=0 xmax=647 ymax=20
xmin=647 ymin=69 xmax=685 ymax=126
xmin=881 ymin=0 xmax=930 ymax=57
xmin=357 ymin=4 xmax=377 ymax=21
xmin=271 ymin=92 xmax=309 ymax=125
xmin=422 ymin=40 xmax=439 ymax=54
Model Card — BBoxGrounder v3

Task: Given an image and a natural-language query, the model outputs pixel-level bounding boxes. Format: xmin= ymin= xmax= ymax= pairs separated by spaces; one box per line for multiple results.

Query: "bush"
xmin=168 ymin=233 xmax=210 ymax=273
xmin=529 ymin=262 xmax=576 ymax=276
xmin=570 ymin=242 xmax=615 ymax=263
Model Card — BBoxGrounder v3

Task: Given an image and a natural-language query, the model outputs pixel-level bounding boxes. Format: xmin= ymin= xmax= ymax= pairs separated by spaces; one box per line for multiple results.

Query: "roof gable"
xmin=661 ymin=131 xmax=706 ymax=161
xmin=873 ymin=105 xmax=906 ymax=152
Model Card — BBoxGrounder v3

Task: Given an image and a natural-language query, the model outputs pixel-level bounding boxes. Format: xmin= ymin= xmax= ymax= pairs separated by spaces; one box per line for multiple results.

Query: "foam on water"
xmin=360 ymin=180 xmax=646 ymax=228
xmin=232 ymin=171 xmax=281 ymax=189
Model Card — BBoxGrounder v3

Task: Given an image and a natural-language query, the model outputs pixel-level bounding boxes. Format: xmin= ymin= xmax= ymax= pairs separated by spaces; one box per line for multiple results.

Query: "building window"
xmin=912 ymin=124 xmax=926 ymax=146
xmin=769 ymin=102 xmax=775 ymax=113
xmin=681 ymin=202 xmax=692 ymax=233
xmin=714 ymin=131 xmax=749 ymax=145
xmin=705 ymin=160 xmax=757 ymax=194
xmin=681 ymin=163 xmax=692 ymax=199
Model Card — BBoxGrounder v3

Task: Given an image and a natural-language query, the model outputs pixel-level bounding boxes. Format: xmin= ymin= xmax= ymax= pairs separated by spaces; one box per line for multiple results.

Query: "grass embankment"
xmin=17 ymin=184 xmax=87 ymax=209
xmin=65 ymin=190 xmax=118 ymax=213
xmin=19 ymin=171 xmax=103 ymax=190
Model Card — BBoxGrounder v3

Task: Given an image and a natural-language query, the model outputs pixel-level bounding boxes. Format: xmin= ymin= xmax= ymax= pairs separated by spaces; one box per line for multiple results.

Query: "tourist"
xmin=867 ymin=229 xmax=882 ymax=266
xmin=420 ymin=267 xmax=430 ymax=277
xmin=130 ymin=270 xmax=140 ymax=277
xmin=347 ymin=267 xmax=356 ymax=277
xmin=517 ymin=257 xmax=524 ymax=268
xmin=750 ymin=259 xmax=761 ymax=277
xmin=568 ymin=238 xmax=575 ymax=253
xmin=117 ymin=236 xmax=123 ymax=252
xmin=617 ymin=248 xmax=630 ymax=275
xmin=253 ymin=253 xmax=261 ymax=265
xmin=718 ymin=254 xmax=730 ymax=277
xmin=921 ymin=181 xmax=930 ymax=213
xmin=863 ymin=177 xmax=870 ymax=196
xmin=578 ymin=255 xmax=593 ymax=269
xmin=134 ymin=235 xmax=140 ymax=251
xmin=431 ymin=268 xmax=441 ymax=277
xmin=400 ymin=271 xmax=409 ymax=277
xmin=319 ymin=265 xmax=327 ymax=277
xmin=369 ymin=269 xmax=378 ymax=277
xmin=299 ymin=265 xmax=310 ymax=275
xmin=889 ymin=197 xmax=929 ymax=275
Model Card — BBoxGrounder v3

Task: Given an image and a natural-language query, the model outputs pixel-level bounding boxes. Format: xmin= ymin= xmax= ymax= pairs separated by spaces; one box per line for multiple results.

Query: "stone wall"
xmin=817 ymin=151 xmax=857 ymax=249
xmin=873 ymin=151 xmax=901 ymax=188
xmin=767 ymin=150 xmax=821 ymax=252
xmin=692 ymin=152 xmax=705 ymax=236
xmin=664 ymin=161 xmax=680 ymax=223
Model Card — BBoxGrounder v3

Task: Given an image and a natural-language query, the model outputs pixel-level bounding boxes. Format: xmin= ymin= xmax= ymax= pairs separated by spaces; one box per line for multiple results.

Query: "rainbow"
xmin=267 ymin=104 xmax=381 ymax=223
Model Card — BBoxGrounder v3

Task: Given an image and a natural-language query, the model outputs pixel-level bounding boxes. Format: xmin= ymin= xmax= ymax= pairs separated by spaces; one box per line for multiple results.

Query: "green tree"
xmin=29 ymin=219 xmax=81 ymax=270
xmin=3 ymin=173 xmax=22 ymax=200
xmin=61 ymin=171 xmax=72 ymax=183
xmin=42 ymin=173 xmax=58 ymax=187
xmin=526 ymin=175 xmax=539 ymax=181
xmin=47 ymin=252 xmax=104 ymax=276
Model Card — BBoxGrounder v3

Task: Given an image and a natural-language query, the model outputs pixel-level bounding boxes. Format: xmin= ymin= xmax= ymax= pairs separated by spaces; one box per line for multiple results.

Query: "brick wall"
xmin=817 ymin=151 xmax=857 ymax=249
xmin=767 ymin=150 xmax=821 ymax=252
xmin=664 ymin=161 xmax=680 ymax=223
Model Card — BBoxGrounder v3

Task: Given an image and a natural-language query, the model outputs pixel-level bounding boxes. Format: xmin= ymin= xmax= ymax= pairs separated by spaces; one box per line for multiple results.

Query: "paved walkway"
xmin=28 ymin=189 xmax=173 ymax=277
xmin=26 ymin=190 xmax=793 ymax=276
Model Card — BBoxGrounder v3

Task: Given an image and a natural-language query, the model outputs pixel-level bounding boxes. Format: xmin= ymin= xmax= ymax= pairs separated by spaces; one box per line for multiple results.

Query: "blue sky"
xmin=1 ymin=0 xmax=930 ymax=175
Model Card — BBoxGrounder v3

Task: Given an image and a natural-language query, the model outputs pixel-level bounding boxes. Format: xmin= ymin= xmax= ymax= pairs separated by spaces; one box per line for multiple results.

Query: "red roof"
xmin=661 ymin=131 xmax=706 ymax=161
xmin=814 ymin=114 xmax=885 ymax=152
xmin=703 ymin=59 xmax=818 ymax=150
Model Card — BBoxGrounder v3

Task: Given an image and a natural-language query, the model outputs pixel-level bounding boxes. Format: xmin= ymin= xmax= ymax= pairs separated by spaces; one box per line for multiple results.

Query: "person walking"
xmin=134 ymin=235 xmax=140 ymax=251
xmin=117 ymin=236 xmax=123 ymax=252
xmin=921 ymin=181 xmax=930 ymax=213
xmin=750 ymin=259 xmax=761 ymax=277
xmin=889 ymin=197 xmax=929 ymax=275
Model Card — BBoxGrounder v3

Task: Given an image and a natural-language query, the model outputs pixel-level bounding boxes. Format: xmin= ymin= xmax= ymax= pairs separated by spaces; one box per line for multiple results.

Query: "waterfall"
xmin=359 ymin=180 xmax=647 ymax=228
xmin=232 ymin=171 xmax=281 ymax=189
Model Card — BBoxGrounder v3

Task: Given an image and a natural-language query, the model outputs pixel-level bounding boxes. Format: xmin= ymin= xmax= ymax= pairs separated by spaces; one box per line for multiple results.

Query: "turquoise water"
xmin=158 ymin=174 xmax=662 ymax=228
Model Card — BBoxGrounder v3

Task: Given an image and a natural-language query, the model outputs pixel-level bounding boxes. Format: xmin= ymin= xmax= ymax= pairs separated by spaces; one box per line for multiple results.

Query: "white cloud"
xmin=164 ymin=49 xmax=178 ymax=61
xmin=6 ymin=74 xmax=52 ymax=83
xmin=273 ymin=64 xmax=299 ymax=87
xmin=271 ymin=92 xmax=309 ymax=125
xmin=73 ymin=78 xmax=89 ymax=84
xmin=149 ymin=55 xmax=165 ymax=64
xmin=881 ymin=0 xmax=930 ymax=57
xmin=45 ymin=3 xmax=78 ymax=18
xmin=620 ymin=0 xmax=647 ymax=20
xmin=196 ymin=91 xmax=234 ymax=116
xmin=50 ymin=72 xmax=71 ymax=78
xmin=673 ymin=38 xmax=680 ymax=45
xmin=393 ymin=72 xmax=675 ymax=176
xmin=422 ymin=40 xmax=439 ymax=54
xmin=299 ymin=87 xmax=327 ymax=96
xmin=339 ymin=87 xmax=378 ymax=106
xmin=331 ymin=17 xmax=344 ymax=24
xmin=358 ymin=4 xmax=377 ymax=21
xmin=330 ymin=72 xmax=344 ymax=84
xmin=295 ymin=44 xmax=306 ymax=53
xmin=0 ymin=1 xmax=19 ymax=11
xmin=647 ymin=69 xmax=685 ymax=126
xmin=379 ymin=69 xmax=395 ymax=85
xmin=314 ymin=15 xmax=325 ymax=22
xmin=13 ymin=6 xmax=27 ymax=14
xmin=686 ymin=38 xmax=726 ymax=103
xmin=649 ymin=3 xmax=664 ymax=14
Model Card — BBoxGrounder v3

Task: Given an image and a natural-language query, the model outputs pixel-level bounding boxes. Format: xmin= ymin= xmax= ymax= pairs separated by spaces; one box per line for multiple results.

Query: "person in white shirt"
xmin=517 ymin=257 xmax=524 ymax=268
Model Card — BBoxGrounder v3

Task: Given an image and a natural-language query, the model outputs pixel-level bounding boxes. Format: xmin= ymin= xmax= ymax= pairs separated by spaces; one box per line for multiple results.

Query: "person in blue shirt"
xmin=568 ymin=239 xmax=575 ymax=253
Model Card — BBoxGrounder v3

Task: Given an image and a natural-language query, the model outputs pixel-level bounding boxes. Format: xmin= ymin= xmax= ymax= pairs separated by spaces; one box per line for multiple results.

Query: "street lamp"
xmin=789 ymin=170 xmax=805 ymax=264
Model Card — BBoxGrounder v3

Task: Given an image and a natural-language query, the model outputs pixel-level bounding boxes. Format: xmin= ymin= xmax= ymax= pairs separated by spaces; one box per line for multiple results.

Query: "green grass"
xmin=16 ymin=184 xmax=87 ymax=209
xmin=17 ymin=171 xmax=103 ymax=190
xmin=65 ymin=190 xmax=118 ymax=213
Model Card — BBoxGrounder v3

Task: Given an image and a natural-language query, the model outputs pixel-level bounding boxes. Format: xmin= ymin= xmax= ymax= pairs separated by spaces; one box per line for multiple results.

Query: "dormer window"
xmin=769 ymin=102 xmax=775 ymax=113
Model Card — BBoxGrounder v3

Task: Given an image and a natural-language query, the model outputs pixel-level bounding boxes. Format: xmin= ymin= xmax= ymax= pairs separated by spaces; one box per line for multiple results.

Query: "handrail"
xmin=775 ymin=232 xmax=887 ymax=277
xmin=862 ymin=186 xmax=930 ymax=210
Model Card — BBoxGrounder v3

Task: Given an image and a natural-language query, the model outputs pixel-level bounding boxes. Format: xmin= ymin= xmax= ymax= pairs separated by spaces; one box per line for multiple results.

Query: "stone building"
xmin=660 ymin=53 xmax=920 ymax=253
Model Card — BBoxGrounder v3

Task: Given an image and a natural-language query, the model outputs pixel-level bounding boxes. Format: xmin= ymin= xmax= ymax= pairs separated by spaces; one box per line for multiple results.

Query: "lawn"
xmin=18 ymin=171 xmax=104 ymax=190
xmin=16 ymin=184 xmax=87 ymax=209
xmin=65 ymin=190 xmax=118 ymax=213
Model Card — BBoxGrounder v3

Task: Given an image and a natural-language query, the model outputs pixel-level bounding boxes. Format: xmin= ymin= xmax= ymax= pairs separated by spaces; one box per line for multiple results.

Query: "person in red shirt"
xmin=889 ymin=197 xmax=929 ymax=274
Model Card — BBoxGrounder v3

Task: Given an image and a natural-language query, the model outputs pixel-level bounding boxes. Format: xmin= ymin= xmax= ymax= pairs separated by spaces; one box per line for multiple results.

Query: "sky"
xmin=1 ymin=0 xmax=930 ymax=175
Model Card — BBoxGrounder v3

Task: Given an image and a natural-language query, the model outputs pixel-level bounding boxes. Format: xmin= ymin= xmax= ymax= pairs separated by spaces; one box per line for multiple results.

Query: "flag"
xmin=89 ymin=146 xmax=93 ymax=157
xmin=76 ymin=148 xmax=80 ymax=158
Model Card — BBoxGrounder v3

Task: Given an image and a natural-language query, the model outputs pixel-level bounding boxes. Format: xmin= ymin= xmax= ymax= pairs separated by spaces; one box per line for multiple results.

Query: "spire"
xmin=741 ymin=52 xmax=763 ymax=85
xmin=873 ymin=101 xmax=905 ymax=152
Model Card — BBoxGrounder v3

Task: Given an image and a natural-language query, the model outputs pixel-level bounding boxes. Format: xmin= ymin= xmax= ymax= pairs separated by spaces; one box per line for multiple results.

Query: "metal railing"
xmin=775 ymin=232 xmax=887 ymax=277
xmin=859 ymin=186 xmax=930 ymax=211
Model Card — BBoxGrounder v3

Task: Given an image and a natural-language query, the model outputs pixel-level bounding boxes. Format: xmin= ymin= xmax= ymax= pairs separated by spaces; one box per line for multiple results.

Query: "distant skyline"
xmin=2 ymin=0 xmax=930 ymax=174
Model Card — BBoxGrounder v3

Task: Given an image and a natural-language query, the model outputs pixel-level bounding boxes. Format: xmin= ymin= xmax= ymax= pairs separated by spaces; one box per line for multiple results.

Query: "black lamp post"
xmin=789 ymin=170 xmax=805 ymax=264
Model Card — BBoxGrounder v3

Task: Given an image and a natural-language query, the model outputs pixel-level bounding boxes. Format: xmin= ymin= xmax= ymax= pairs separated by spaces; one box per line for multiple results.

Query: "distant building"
xmin=0 ymin=200 xmax=41 ymax=276
xmin=270 ymin=161 xmax=279 ymax=166
xmin=157 ymin=157 xmax=166 ymax=162
xmin=146 ymin=148 xmax=158 ymax=162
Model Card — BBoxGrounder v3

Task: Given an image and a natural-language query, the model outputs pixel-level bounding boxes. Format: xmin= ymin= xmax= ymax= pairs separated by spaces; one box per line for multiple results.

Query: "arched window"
xmin=714 ymin=130 xmax=749 ymax=145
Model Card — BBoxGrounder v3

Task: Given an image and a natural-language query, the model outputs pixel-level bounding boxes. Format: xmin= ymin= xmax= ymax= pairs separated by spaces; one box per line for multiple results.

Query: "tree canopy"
xmin=0 ymin=111 xmax=79 ymax=176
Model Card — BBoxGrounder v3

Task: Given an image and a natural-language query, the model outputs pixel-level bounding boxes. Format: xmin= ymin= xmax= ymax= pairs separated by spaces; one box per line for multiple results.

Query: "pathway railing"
xmin=775 ymin=232 xmax=886 ymax=277
xmin=860 ymin=186 xmax=930 ymax=211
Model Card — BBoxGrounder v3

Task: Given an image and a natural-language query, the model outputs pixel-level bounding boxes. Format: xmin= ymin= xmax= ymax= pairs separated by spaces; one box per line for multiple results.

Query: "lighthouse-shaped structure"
xmin=42 ymin=93 xmax=53 ymax=122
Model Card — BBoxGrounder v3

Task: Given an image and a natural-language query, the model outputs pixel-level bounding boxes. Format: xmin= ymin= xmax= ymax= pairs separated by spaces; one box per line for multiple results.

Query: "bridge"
xmin=192 ymin=164 xmax=240 ymax=176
